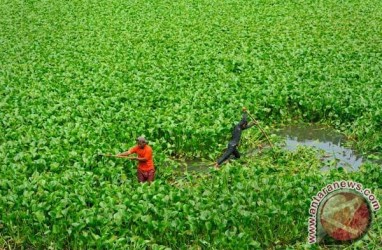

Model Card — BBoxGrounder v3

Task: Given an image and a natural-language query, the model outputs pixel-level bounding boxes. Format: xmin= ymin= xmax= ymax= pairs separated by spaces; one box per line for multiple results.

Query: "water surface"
xmin=276 ymin=124 xmax=363 ymax=171
xmin=174 ymin=124 xmax=378 ymax=173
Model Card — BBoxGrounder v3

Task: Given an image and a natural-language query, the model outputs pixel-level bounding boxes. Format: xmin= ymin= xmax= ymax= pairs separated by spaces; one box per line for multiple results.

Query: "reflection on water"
xmin=276 ymin=124 xmax=363 ymax=171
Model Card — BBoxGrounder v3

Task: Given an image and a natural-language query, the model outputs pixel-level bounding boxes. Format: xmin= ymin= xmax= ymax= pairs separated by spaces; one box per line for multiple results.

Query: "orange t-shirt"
xmin=128 ymin=145 xmax=154 ymax=171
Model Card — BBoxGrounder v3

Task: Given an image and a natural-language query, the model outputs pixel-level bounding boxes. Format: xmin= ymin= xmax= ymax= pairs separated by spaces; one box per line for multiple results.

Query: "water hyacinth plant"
xmin=1 ymin=0 xmax=382 ymax=249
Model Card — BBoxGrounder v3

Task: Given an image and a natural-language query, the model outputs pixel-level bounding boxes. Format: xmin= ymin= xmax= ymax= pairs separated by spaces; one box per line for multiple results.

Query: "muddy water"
xmin=276 ymin=124 xmax=364 ymax=171
xmin=175 ymin=124 xmax=377 ymax=173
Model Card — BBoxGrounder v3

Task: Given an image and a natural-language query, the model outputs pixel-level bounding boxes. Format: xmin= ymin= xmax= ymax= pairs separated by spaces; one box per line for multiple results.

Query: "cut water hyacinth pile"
xmin=1 ymin=0 xmax=382 ymax=249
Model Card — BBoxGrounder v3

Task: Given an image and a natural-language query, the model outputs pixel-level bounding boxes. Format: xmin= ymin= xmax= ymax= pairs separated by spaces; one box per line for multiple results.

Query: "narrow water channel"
xmin=174 ymin=124 xmax=379 ymax=173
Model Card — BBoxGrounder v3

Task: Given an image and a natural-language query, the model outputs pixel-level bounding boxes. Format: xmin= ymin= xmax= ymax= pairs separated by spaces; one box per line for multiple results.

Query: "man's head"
xmin=136 ymin=136 xmax=147 ymax=148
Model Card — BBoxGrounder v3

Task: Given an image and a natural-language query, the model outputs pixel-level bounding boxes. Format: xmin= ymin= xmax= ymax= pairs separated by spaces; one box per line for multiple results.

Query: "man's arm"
xmin=135 ymin=157 xmax=147 ymax=162
xmin=245 ymin=120 xmax=257 ymax=129
xmin=136 ymin=147 xmax=152 ymax=162
xmin=240 ymin=112 xmax=256 ymax=130
xmin=241 ymin=111 xmax=248 ymax=121
xmin=117 ymin=151 xmax=132 ymax=157
xmin=117 ymin=147 xmax=138 ymax=159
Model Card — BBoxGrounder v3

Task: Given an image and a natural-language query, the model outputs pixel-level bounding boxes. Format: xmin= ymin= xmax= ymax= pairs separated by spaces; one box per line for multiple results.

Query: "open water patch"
xmin=172 ymin=124 xmax=380 ymax=173
xmin=275 ymin=124 xmax=364 ymax=171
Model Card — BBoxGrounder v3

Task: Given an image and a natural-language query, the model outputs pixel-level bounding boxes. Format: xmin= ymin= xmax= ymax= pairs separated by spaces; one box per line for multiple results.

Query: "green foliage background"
xmin=1 ymin=0 xmax=381 ymax=249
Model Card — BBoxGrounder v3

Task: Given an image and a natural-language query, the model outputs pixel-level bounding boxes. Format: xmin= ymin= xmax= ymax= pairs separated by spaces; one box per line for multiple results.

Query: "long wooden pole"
xmin=245 ymin=109 xmax=274 ymax=148
xmin=98 ymin=154 xmax=136 ymax=159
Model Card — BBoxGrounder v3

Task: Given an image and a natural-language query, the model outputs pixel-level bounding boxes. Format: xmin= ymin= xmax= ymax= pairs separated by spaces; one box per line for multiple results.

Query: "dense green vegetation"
xmin=1 ymin=0 xmax=381 ymax=249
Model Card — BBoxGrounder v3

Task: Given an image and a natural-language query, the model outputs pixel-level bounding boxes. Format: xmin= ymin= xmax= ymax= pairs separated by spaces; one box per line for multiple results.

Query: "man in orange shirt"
xmin=117 ymin=136 xmax=155 ymax=183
